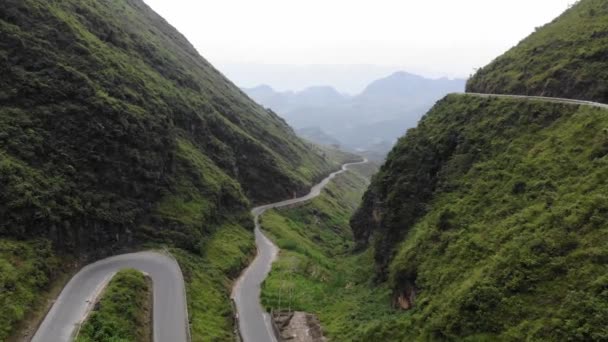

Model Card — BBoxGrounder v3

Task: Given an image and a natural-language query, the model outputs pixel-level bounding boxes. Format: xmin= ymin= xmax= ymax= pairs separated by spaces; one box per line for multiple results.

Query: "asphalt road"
xmin=463 ymin=92 xmax=608 ymax=109
xmin=232 ymin=159 xmax=369 ymax=342
xmin=32 ymin=251 xmax=189 ymax=342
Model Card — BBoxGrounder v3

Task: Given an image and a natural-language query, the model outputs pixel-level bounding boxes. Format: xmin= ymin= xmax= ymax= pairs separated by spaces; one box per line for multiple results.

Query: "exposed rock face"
xmin=273 ymin=311 xmax=327 ymax=342
xmin=395 ymin=285 xmax=417 ymax=310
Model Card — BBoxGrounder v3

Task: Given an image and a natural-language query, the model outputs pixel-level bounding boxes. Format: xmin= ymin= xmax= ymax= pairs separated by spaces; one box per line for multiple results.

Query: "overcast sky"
xmin=143 ymin=0 xmax=574 ymax=92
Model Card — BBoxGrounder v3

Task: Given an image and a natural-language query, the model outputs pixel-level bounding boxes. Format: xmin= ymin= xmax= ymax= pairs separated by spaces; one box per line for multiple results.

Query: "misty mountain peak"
xmin=357 ymin=71 xmax=465 ymax=101
xmin=251 ymin=84 xmax=275 ymax=92
xmin=387 ymin=71 xmax=425 ymax=80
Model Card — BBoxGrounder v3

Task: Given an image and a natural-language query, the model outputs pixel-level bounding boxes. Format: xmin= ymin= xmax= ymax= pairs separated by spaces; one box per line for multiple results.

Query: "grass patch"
xmin=172 ymin=223 xmax=255 ymax=342
xmin=0 ymin=239 xmax=65 ymax=341
xmin=76 ymin=269 xmax=151 ymax=342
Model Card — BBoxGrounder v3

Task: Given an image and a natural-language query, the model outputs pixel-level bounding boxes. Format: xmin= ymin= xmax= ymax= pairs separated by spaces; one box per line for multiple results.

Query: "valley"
xmin=243 ymin=73 xmax=465 ymax=161
xmin=259 ymin=164 xmax=383 ymax=341
xmin=233 ymin=158 xmax=370 ymax=342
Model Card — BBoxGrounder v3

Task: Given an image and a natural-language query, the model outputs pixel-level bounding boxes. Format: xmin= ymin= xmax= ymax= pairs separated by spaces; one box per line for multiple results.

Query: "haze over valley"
xmin=244 ymin=72 xmax=465 ymax=159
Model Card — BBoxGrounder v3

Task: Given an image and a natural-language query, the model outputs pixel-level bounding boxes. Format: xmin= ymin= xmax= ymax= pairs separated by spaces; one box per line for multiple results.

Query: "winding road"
xmin=32 ymin=251 xmax=189 ymax=342
xmin=462 ymin=92 xmax=608 ymax=109
xmin=231 ymin=159 xmax=369 ymax=342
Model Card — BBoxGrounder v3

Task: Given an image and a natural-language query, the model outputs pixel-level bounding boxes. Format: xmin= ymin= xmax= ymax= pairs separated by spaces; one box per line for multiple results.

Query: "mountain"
xmin=349 ymin=1 xmax=608 ymax=340
xmin=0 ymin=1 xmax=336 ymax=338
xmin=242 ymin=84 xmax=278 ymax=103
xmin=244 ymin=73 xmax=466 ymax=160
xmin=244 ymin=84 xmax=348 ymax=114
xmin=358 ymin=71 xmax=466 ymax=107
xmin=467 ymin=0 xmax=608 ymax=102
xmin=220 ymin=63 xmax=408 ymax=95
xmin=296 ymin=126 xmax=342 ymax=148
xmin=0 ymin=0 xmax=338 ymax=252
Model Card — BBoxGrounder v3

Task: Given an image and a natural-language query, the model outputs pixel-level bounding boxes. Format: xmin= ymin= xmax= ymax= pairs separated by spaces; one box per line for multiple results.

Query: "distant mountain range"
xmin=221 ymin=63 xmax=413 ymax=95
xmin=243 ymin=72 xmax=466 ymax=160
xmin=244 ymin=85 xmax=349 ymax=114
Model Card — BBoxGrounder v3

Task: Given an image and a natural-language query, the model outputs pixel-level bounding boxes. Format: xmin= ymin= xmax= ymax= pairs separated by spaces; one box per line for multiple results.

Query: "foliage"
xmin=352 ymin=94 xmax=608 ymax=340
xmin=467 ymin=0 xmax=608 ymax=103
xmin=0 ymin=0 xmax=335 ymax=255
xmin=0 ymin=239 xmax=63 ymax=341
xmin=259 ymin=171 xmax=399 ymax=340
xmin=0 ymin=0 xmax=342 ymax=338
xmin=167 ymin=151 xmax=363 ymax=341
xmin=76 ymin=269 xmax=151 ymax=342
xmin=172 ymin=223 xmax=255 ymax=342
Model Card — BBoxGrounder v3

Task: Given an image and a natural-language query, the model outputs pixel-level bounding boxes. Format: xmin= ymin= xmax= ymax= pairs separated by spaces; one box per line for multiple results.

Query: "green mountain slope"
xmin=0 ymin=0 xmax=334 ymax=254
xmin=351 ymin=94 xmax=608 ymax=340
xmin=351 ymin=2 xmax=608 ymax=339
xmin=467 ymin=0 xmax=608 ymax=102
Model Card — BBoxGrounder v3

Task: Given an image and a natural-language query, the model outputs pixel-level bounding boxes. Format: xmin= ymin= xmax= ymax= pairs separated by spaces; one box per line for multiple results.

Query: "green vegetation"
xmin=0 ymin=239 xmax=64 ymax=341
xmin=0 ymin=0 xmax=338 ymax=338
xmin=259 ymin=170 xmax=399 ymax=340
xmin=76 ymin=269 xmax=151 ymax=342
xmin=467 ymin=0 xmax=608 ymax=103
xmin=172 ymin=223 xmax=255 ymax=342
xmin=313 ymin=144 xmax=362 ymax=167
xmin=0 ymin=0 xmax=335 ymax=254
xmin=169 ymin=147 xmax=355 ymax=341
xmin=345 ymin=160 xmax=379 ymax=180
xmin=351 ymin=94 xmax=608 ymax=340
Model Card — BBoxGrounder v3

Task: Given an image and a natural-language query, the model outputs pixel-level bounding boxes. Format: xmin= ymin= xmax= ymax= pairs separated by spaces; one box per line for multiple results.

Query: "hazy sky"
xmin=144 ymin=0 xmax=573 ymax=91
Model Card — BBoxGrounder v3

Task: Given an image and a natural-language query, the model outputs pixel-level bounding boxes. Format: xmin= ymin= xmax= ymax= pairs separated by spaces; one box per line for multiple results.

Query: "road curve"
xmin=32 ymin=251 xmax=189 ymax=342
xmin=232 ymin=159 xmax=369 ymax=342
xmin=462 ymin=92 xmax=608 ymax=109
